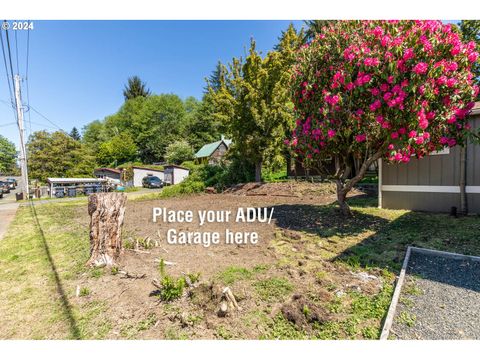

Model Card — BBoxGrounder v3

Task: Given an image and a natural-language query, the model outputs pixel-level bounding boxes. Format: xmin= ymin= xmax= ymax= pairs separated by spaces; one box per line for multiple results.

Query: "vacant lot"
xmin=0 ymin=182 xmax=479 ymax=339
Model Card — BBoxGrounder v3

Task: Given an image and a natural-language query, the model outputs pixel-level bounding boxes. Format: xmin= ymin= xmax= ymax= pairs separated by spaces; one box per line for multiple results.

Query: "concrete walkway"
xmin=0 ymin=202 xmax=19 ymax=241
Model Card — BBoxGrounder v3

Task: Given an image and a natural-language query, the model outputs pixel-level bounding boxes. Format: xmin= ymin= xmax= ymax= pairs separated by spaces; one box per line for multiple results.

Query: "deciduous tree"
xmin=27 ymin=131 xmax=97 ymax=182
xmin=98 ymin=132 xmax=138 ymax=166
xmin=165 ymin=140 xmax=194 ymax=164
xmin=0 ymin=135 xmax=17 ymax=174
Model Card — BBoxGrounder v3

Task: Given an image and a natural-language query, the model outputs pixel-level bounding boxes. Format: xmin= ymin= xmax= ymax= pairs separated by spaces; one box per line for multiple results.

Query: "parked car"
xmin=142 ymin=176 xmax=164 ymax=189
xmin=6 ymin=178 xmax=17 ymax=186
xmin=0 ymin=181 xmax=11 ymax=194
xmin=5 ymin=179 xmax=16 ymax=190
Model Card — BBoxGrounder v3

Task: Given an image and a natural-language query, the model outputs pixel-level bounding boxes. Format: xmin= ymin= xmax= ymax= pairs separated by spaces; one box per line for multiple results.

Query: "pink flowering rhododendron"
xmin=288 ymin=20 xmax=477 ymax=214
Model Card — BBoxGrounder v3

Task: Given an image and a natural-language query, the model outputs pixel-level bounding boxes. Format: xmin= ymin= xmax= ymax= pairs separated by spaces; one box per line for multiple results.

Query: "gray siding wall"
xmin=381 ymin=114 xmax=480 ymax=213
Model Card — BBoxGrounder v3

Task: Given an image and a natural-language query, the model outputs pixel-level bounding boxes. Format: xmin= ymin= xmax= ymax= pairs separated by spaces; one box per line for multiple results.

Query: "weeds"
xmin=397 ymin=311 xmax=416 ymax=327
xmin=254 ymin=277 xmax=293 ymax=302
xmin=79 ymin=287 xmax=90 ymax=297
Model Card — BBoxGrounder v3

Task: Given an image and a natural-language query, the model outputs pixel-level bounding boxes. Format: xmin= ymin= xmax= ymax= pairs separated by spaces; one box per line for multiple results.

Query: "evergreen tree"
xmin=204 ymin=61 xmax=229 ymax=93
xmin=210 ymin=36 xmax=299 ymax=182
xmin=123 ymin=76 xmax=151 ymax=101
xmin=303 ymin=20 xmax=336 ymax=42
xmin=69 ymin=127 xmax=81 ymax=141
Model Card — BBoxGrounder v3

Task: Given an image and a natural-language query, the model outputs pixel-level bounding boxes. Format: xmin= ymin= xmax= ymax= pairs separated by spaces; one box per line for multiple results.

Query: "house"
xmin=379 ymin=102 xmax=480 ymax=214
xmin=93 ymin=168 xmax=122 ymax=184
xmin=163 ymin=165 xmax=190 ymax=185
xmin=131 ymin=166 xmax=165 ymax=187
xmin=195 ymin=136 xmax=232 ymax=164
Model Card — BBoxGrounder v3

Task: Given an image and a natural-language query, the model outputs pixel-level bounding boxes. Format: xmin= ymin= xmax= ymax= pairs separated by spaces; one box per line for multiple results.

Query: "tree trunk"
xmin=459 ymin=146 xmax=468 ymax=215
xmin=86 ymin=192 xmax=127 ymax=267
xmin=255 ymin=160 xmax=262 ymax=183
xmin=334 ymin=150 xmax=383 ymax=217
xmin=335 ymin=181 xmax=352 ymax=216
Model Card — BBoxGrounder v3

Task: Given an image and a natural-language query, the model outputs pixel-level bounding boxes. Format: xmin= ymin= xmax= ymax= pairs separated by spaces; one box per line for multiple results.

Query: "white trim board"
xmin=381 ymin=185 xmax=480 ymax=194
xmin=380 ymin=246 xmax=412 ymax=340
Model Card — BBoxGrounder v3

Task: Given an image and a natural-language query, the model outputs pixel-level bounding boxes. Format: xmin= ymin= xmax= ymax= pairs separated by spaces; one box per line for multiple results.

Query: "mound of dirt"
xmin=223 ymin=182 xmax=338 ymax=198
xmin=277 ymin=294 xmax=333 ymax=329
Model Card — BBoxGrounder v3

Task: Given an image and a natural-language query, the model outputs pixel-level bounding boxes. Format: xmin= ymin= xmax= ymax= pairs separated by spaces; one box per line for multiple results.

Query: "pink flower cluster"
xmin=290 ymin=20 xmax=477 ymax=165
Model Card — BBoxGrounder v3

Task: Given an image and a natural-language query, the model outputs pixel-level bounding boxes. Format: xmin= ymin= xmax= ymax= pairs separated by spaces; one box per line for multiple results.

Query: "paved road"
xmin=0 ymin=202 xmax=19 ymax=240
xmin=0 ymin=176 xmax=21 ymax=240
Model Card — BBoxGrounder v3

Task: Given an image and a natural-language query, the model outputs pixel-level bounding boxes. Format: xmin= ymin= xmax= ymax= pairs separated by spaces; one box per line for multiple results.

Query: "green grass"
xmin=216 ymin=265 xmax=269 ymax=285
xmin=0 ymin=201 xmax=96 ymax=339
xmin=253 ymin=277 xmax=293 ymax=302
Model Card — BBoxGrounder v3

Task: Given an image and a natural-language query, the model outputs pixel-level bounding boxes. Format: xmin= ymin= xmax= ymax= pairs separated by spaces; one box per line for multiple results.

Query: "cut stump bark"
xmin=86 ymin=192 xmax=127 ymax=267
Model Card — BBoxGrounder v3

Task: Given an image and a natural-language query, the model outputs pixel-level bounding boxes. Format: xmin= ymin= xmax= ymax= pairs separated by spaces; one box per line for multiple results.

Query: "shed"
xmin=93 ymin=168 xmax=122 ymax=184
xmin=379 ymin=103 xmax=480 ymax=214
xmin=195 ymin=136 xmax=232 ymax=164
xmin=132 ymin=166 xmax=165 ymax=187
xmin=163 ymin=165 xmax=190 ymax=185
xmin=46 ymin=178 xmax=107 ymax=198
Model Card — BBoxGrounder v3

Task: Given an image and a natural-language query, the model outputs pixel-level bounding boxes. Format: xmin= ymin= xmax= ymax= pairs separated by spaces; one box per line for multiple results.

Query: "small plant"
xmin=315 ymin=271 xmax=328 ymax=282
xmin=404 ymin=282 xmax=423 ymax=296
xmin=123 ymin=238 xmax=134 ymax=250
xmin=137 ymin=313 xmax=157 ymax=331
xmin=158 ymin=259 xmax=166 ymax=278
xmin=79 ymin=287 xmax=90 ymax=297
xmin=215 ymin=325 xmax=233 ymax=339
xmin=186 ymin=272 xmax=201 ymax=284
xmin=398 ymin=311 xmax=416 ymax=327
xmin=89 ymin=268 xmax=104 ymax=278
xmin=137 ymin=236 xmax=154 ymax=250
xmin=159 ymin=275 xmax=185 ymax=302
xmin=302 ymin=304 xmax=311 ymax=317
xmin=111 ymin=266 xmax=119 ymax=275
xmin=361 ymin=326 xmax=379 ymax=339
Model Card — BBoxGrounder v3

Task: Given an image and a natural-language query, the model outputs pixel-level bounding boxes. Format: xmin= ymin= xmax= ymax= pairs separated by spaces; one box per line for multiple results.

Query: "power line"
xmin=0 ymin=28 xmax=15 ymax=111
xmin=28 ymin=105 xmax=66 ymax=132
xmin=14 ymin=22 xmax=19 ymax=76
xmin=0 ymin=121 xmax=16 ymax=127
xmin=4 ymin=27 xmax=18 ymax=113
xmin=25 ymin=25 xmax=32 ymax=136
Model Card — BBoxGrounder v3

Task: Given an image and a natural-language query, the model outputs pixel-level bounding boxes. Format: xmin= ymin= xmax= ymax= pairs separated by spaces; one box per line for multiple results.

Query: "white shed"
xmin=163 ymin=165 xmax=190 ymax=185
xmin=132 ymin=166 xmax=165 ymax=187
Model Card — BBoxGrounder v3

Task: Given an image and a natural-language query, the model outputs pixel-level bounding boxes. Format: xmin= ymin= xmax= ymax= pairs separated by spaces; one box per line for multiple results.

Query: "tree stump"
xmin=86 ymin=192 xmax=127 ymax=267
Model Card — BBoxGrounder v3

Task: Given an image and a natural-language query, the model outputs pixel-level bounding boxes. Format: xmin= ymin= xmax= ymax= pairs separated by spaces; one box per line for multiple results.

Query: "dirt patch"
xmin=224 ymin=181 xmax=339 ymax=198
xmin=276 ymin=294 xmax=334 ymax=329
xmin=1 ymin=182 xmax=387 ymax=339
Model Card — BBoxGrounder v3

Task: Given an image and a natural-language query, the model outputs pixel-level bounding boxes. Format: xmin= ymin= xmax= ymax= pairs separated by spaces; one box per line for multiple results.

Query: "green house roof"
xmin=195 ymin=139 xmax=232 ymax=158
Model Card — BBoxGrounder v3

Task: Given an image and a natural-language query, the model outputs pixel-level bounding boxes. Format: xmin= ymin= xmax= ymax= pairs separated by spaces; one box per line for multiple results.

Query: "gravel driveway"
xmin=391 ymin=251 xmax=480 ymax=340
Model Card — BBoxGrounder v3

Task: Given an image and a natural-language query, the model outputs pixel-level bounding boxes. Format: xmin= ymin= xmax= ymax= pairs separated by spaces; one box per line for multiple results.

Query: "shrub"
xmin=159 ymin=275 xmax=185 ymax=302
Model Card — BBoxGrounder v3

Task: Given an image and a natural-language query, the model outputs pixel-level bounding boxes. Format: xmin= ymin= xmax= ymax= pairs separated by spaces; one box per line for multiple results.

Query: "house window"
xmin=430 ymin=147 xmax=450 ymax=156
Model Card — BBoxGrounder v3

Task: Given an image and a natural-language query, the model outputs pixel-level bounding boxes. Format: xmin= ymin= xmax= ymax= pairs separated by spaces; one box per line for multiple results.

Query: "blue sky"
xmin=0 ymin=20 xmax=304 ymax=148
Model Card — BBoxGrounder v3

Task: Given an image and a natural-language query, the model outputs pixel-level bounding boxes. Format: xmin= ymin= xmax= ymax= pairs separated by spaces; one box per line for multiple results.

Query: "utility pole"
xmin=13 ymin=74 xmax=29 ymax=199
